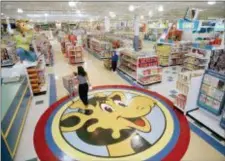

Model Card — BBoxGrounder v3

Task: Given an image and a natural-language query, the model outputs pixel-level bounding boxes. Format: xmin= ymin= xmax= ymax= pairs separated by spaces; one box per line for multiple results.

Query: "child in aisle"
xmin=111 ymin=50 xmax=119 ymax=72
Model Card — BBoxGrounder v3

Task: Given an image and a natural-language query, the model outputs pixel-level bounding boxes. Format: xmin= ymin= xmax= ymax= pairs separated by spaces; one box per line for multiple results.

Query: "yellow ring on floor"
xmin=52 ymin=89 xmax=174 ymax=160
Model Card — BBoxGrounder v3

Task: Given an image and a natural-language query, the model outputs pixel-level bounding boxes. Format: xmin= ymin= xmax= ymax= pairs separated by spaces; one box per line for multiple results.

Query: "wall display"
xmin=208 ymin=49 xmax=225 ymax=75
xmin=197 ymin=70 xmax=225 ymax=115
xmin=192 ymin=20 xmax=225 ymax=50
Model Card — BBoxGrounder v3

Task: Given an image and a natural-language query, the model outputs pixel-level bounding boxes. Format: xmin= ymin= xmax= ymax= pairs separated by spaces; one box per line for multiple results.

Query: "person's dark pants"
xmin=112 ymin=61 xmax=117 ymax=71
xmin=78 ymin=83 xmax=89 ymax=106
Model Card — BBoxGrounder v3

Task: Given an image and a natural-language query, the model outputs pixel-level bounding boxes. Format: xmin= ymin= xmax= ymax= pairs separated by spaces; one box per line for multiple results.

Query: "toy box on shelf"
xmin=118 ymin=49 xmax=162 ymax=86
xmin=188 ymin=70 xmax=225 ymax=138
xmin=67 ymin=46 xmax=84 ymax=64
xmin=174 ymin=70 xmax=204 ymax=114
xmin=1 ymin=42 xmax=18 ymax=67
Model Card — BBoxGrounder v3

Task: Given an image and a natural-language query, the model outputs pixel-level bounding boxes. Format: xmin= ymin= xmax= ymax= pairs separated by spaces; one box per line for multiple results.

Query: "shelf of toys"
xmin=67 ymin=46 xmax=84 ymax=64
xmin=118 ymin=49 xmax=162 ymax=86
xmin=23 ymin=35 xmax=50 ymax=96
xmin=192 ymin=20 xmax=224 ymax=50
xmin=188 ymin=70 xmax=225 ymax=138
xmin=26 ymin=57 xmax=47 ymax=96
xmin=182 ymin=48 xmax=211 ymax=71
xmin=33 ymin=33 xmax=54 ymax=66
xmin=156 ymin=22 xmax=193 ymax=67
xmin=156 ymin=41 xmax=192 ymax=67
xmin=89 ymin=37 xmax=111 ymax=59
xmin=174 ymin=70 xmax=204 ymax=114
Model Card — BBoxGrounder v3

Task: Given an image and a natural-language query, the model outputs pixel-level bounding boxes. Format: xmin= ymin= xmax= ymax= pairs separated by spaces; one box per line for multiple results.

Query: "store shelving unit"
xmin=118 ymin=49 xmax=162 ymax=86
xmin=89 ymin=38 xmax=111 ymax=59
xmin=174 ymin=70 xmax=204 ymax=114
xmin=26 ymin=57 xmax=47 ymax=96
xmin=156 ymin=42 xmax=192 ymax=67
xmin=183 ymin=50 xmax=211 ymax=71
xmin=68 ymin=46 xmax=84 ymax=64
xmin=188 ymin=70 xmax=225 ymax=139
xmin=103 ymin=51 xmax=113 ymax=70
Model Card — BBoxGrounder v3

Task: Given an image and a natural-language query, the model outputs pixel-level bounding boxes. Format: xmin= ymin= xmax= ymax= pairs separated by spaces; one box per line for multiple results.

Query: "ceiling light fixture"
xmin=129 ymin=5 xmax=135 ymax=12
xmin=109 ymin=11 xmax=116 ymax=18
xmin=148 ymin=11 xmax=153 ymax=16
xmin=1 ymin=13 xmax=4 ymax=15
xmin=208 ymin=1 xmax=216 ymax=5
xmin=158 ymin=5 xmax=164 ymax=12
xmin=44 ymin=13 xmax=48 ymax=17
xmin=17 ymin=8 xmax=23 ymax=13
xmin=140 ymin=15 xmax=144 ymax=20
xmin=69 ymin=1 xmax=76 ymax=7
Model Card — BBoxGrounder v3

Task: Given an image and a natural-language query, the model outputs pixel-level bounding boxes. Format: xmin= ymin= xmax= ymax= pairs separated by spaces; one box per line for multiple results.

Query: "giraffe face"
xmin=60 ymin=92 xmax=155 ymax=145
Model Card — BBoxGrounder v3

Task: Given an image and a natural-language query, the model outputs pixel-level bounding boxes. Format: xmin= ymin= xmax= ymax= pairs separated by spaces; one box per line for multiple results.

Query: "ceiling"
xmin=1 ymin=1 xmax=225 ymax=22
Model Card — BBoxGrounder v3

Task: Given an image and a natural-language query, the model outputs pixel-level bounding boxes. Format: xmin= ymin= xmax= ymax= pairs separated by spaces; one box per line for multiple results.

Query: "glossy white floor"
xmin=14 ymin=40 xmax=224 ymax=161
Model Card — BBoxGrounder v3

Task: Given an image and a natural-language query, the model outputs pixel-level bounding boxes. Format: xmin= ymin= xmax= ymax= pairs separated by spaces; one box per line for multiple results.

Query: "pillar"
xmin=104 ymin=16 xmax=110 ymax=32
xmin=134 ymin=15 xmax=139 ymax=51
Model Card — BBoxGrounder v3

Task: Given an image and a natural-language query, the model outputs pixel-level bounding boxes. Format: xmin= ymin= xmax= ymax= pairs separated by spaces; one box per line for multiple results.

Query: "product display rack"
xmin=67 ymin=46 xmax=84 ymax=64
xmin=103 ymin=51 xmax=113 ymax=70
xmin=26 ymin=57 xmax=47 ymax=96
xmin=197 ymin=70 xmax=225 ymax=115
xmin=118 ymin=49 xmax=162 ymax=86
xmin=192 ymin=20 xmax=225 ymax=50
xmin=89 ymin=37 xmax=111 ymax=59
xmin=156 ymin=42 xmax=192 ymax=67
xmin=188 ymin=70 xmax=225 ymax=139
xmin=183 ymin=50 xmax=210 ymax=71
xmin=174 ymin=70 xmax=204 ymax=114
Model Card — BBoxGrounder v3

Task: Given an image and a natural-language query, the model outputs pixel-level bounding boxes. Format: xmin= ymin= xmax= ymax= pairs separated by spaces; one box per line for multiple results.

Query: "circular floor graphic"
xmin=34 ymin=85 xmax=190 ymax=161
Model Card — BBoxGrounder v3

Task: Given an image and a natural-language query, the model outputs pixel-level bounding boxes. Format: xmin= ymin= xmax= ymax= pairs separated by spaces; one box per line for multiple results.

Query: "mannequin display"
xmin=14 ymin=20 xmax=37 ymax=63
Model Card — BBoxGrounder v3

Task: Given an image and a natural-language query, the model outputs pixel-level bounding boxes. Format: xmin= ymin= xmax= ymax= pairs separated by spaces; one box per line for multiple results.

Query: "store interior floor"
xmin=13 ymin=39 xmax=224 ymax=161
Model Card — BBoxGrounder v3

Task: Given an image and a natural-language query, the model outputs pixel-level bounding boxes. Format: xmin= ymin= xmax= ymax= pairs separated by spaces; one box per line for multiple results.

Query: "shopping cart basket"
xmin=62 ymin=74 xmax=78 ymax=105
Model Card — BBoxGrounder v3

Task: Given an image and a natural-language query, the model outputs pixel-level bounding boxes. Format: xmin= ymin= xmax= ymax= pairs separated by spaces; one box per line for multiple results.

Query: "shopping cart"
xmin=62 ymin=74 xmax=78 ymax=106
